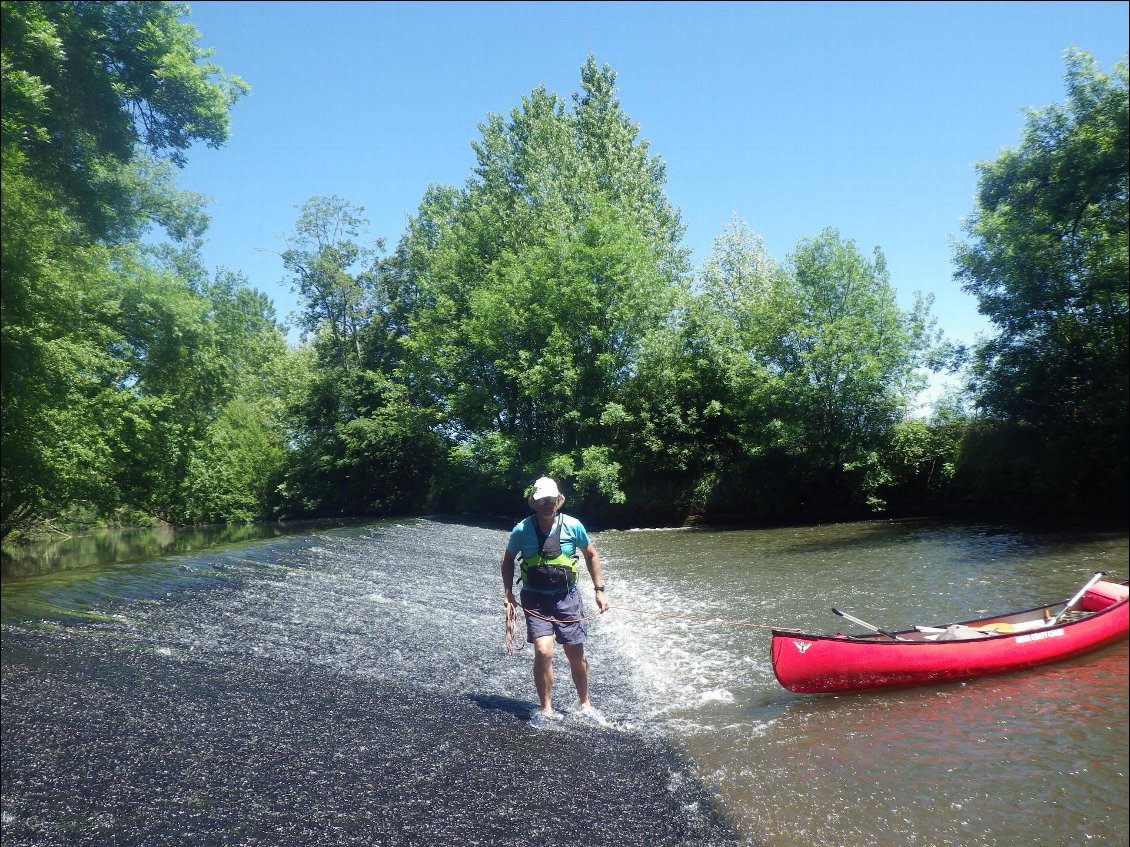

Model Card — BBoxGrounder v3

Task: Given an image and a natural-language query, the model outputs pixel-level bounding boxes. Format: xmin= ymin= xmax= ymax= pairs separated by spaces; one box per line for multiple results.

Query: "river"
xmin=2 ymin=516 xmax=1127 ymax=846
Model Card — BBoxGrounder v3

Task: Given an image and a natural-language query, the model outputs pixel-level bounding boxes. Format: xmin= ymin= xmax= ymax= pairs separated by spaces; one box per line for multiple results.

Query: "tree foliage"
xmin=392 ymin=56 xmax=689 ymax=511
xmin=1 ymin=0 xmax=247 ymax=239
xmin=8 ymin=18 xmax=1124 ymax=536
xmin=954 ymin=49 xmax=1129 ymax=508
xmin=0 ymin=1 xmax=277 ymax=536
xmin=671 ymin=220 xmax=939 ymax=517
xmin=273 ymin=198 xmax=441 ymax=519
xmin=778 ymin=229 xmax=933 ymax=467
xmin=280 ymin=196 xmax=386 ymax=370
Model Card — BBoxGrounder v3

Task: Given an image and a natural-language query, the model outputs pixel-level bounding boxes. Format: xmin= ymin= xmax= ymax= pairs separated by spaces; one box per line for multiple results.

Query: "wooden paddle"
xmin=915 ymin=622 xmax=1018 ymax=636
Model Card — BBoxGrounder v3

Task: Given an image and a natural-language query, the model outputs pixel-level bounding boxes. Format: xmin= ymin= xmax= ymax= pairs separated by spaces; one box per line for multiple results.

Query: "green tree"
xmin=1 ymin=0 xmax=246 ymax=239
xmin=780 ymin=229 xmax=933 ymax=470
xmin=1 ymin=1 xmax=248 ymax=535
xmin=691 ymin=221 xmax=938 ymax=517
xmin=80 ymin=256 xmax=288 ymax=524
xmin=280 ymin=196 xmax=385 ymax=371
xmin=0 ymin=182 xmax=126 ymax=529
xmin=181 ymin=399 xmax=285 ymax=524
xmin=953 ymin=49 xmax=1128 ymax=509
xmin=276 ymin=365 xmax=443 ymax=519
xmin=610 ymin=302 xmax=741 ymax=523
xmin=602 ymin=216 xmax=776 ymax=522
xmin=275 ymin=199 xmax=440 ymax=519
xmin=169 ymin=270 xmax=293 ymax=524
xmin=394 ymin=57 xmax=689 ymax=511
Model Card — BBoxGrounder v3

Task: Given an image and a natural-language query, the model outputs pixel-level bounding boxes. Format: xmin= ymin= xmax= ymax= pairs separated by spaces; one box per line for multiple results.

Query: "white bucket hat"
xmin=527 ymin=476 xmax=565 ymax=509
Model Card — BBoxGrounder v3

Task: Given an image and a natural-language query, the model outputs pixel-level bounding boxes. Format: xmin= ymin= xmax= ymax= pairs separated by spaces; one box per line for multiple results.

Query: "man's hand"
xmin=594 ymin=589 xmax=610 ymax=614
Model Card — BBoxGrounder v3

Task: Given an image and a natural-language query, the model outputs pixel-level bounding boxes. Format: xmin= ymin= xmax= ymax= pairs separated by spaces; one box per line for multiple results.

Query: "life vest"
xmin=519 ymin=516 xmax=579 ymax=594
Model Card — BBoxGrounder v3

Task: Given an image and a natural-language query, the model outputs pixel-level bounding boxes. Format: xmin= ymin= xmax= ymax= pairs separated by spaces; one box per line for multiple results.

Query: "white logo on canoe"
xmin=1016 ymin=629 xmax=1066 ymax=645
xmin=793 ymin=641 xmax=814 ymax=654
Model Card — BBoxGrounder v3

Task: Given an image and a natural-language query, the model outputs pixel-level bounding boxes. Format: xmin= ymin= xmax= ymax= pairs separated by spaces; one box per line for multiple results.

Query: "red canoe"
xmin=771 ymin=578 xmax=1129 ymax=694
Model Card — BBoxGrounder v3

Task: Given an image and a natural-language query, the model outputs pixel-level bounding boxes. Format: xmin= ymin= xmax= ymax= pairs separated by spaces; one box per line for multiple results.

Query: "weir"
xmin=1 ymin=519 xmax=740 ymax=846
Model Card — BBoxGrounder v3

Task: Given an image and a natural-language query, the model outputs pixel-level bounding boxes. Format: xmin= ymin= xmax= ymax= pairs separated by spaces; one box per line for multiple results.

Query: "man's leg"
xmin=563 ymin=642 xmax=589 ymax=708
xmin=533 ymin=635 xmax=556 ymax=714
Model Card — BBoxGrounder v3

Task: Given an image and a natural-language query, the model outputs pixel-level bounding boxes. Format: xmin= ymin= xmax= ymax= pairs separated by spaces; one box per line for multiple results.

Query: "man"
xmin=502 ymin=476 xmax=609 ymax=727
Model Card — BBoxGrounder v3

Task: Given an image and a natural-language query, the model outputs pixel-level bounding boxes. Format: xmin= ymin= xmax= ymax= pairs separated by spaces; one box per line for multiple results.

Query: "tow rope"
xmin=505 ymin=602 xmax=797 ymax=657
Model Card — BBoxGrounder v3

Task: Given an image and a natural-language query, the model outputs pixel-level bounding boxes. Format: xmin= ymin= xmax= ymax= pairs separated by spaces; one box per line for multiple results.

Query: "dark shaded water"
xmin=2 ymin=517 xmax=1127 ymax=846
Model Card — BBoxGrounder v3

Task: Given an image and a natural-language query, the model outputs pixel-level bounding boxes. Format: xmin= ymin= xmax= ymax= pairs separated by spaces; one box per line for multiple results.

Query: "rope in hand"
xmin=505 ymin=601 xmax=800 ymax=656
xmin=504 ymin=602 xmax=526 ymax=656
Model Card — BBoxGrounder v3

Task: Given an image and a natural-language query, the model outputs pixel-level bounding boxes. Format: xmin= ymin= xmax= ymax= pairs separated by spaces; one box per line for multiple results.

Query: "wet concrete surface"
xmin=1 ymin=521 xmax=745 ymax=847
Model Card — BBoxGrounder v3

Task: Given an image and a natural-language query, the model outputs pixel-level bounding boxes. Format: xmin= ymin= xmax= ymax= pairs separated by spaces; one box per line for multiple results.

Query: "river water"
xmin=2 ymin=517 xmax=1127 ymax=846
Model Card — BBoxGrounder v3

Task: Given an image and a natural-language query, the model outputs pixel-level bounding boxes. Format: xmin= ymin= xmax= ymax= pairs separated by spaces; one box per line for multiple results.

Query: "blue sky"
xmin=177 ymin=0 xmax=1128 ymax=365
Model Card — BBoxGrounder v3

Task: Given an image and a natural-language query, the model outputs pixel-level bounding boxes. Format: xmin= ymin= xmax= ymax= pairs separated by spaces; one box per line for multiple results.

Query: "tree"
xmin=274 ymin=197 xmax=441 ymax=519
xmin=394 ymin=57 xmax=689 ymax=510
xmin=1 ymin=0 xmax=247 ymax=240
xmin=691 ymin=222 xmax=938 ymax=517
xmin=0 ymin=185 xmax=127 ymax=530
xmin=779 ymin=229 xmax=932 ymax=469
xmin=953 ymin=49 xmax=1128 ymax=509
xmin=601 ymin=216 xmax=777 ymax=522
xmin=1 ymin=1 xmax=248 ymax=535
xmin=280 ymin=196 xmax=385 ymax=371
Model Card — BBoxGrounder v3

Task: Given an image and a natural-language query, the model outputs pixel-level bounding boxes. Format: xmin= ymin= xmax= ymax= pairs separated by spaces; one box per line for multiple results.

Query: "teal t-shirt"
xmin=506 ymin=513 xmax=590 ymax=562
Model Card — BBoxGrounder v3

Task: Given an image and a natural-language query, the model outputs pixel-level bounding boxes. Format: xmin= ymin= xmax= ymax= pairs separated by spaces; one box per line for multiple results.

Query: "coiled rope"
xmin=504 ymin=603 xmax=526 ymax=656
xmin=505 ymin=602 xmax=796 ymax=656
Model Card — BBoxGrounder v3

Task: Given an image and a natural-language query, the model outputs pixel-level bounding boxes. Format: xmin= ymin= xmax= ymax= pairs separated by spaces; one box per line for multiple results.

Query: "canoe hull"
xmin=772 ymin=583 xmax=1129 ymax=694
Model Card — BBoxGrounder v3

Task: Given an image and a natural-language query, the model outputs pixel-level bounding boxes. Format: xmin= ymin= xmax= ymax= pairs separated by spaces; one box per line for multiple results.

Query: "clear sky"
xmin=176 ymin=0 xmax=1128 ymax=360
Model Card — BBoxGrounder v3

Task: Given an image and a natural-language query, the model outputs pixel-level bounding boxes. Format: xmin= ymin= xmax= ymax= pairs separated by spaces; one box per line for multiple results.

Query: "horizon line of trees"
xmin=2 ymin=2 xmax=1127 ymax=540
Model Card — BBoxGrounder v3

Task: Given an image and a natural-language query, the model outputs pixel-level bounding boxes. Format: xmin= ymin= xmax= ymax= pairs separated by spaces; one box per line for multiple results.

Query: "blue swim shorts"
xmin=521 ymin=587 xmax=587 ymax=645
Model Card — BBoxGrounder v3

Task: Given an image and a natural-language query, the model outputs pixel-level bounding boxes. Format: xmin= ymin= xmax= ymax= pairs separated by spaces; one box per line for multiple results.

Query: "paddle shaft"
xmin=832 ymin=607 xmax=908 ymax=641
xmin=1051 ymin=571 xmax=1105 ymax=624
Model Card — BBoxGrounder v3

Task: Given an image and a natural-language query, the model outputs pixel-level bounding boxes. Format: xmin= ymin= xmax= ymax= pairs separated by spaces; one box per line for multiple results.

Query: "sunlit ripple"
xmin=596 ymin=520 xmax=1129 ymax=847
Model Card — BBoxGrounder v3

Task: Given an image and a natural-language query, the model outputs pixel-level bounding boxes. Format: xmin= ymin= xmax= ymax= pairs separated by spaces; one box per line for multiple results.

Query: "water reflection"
xmin=0 ymin=518 xmax=377 ymax=625
xmin=597 ymin=521 xmax=1129 ymax=847
xmin=1 ymin=518 xmax=372 ymax=580
xmin=681 ymin=641 xmax=1129 ymax=846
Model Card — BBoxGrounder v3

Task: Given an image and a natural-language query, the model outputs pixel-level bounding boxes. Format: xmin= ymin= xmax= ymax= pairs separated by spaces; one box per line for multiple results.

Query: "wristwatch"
xmin=594 ymin=585 xmax=606 ymax=592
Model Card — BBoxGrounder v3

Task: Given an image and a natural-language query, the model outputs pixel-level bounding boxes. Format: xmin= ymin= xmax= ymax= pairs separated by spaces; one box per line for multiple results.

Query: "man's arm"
xmin=580 ymin=543 xmax=609 ymax=613
xmin=501 ymin=550 xmax=517 ymax=611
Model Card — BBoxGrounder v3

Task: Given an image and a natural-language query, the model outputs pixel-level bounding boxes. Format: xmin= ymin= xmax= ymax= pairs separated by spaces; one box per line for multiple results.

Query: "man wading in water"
xmin=502 ymin=477 xmax=610 ymax=728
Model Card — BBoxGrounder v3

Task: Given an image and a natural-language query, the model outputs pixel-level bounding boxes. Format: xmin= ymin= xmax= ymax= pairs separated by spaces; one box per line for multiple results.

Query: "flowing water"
xmin=2 ymin=517 xmax=1127 ymax=846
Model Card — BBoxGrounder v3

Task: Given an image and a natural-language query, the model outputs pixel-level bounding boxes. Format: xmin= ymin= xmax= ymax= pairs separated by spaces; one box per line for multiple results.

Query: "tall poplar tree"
xmin=393 ymin=56 xmax=689 ymax=509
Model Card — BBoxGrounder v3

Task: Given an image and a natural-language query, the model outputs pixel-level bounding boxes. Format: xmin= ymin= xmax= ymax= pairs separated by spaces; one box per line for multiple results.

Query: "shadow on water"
xmin=467 ymin=692 xmax=538 ymax=720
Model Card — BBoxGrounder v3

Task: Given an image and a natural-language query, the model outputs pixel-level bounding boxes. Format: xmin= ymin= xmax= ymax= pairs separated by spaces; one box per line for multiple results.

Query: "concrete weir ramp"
xmin=1 ymin=518 xmax=742 ymax=847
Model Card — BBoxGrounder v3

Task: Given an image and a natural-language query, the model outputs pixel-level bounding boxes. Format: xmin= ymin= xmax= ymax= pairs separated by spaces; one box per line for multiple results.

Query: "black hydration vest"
xmin=520 ymin=516 xmax=578 ymax=594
